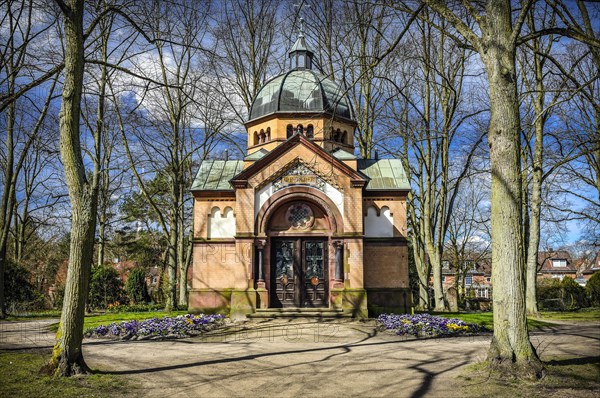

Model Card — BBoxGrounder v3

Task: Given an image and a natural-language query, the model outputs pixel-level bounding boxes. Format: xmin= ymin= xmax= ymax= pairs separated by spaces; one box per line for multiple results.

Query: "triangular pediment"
xmin=257 ymin=158 xmax=335 ymax=191
xmin=230 ymin=134 xmax=367 ymax=189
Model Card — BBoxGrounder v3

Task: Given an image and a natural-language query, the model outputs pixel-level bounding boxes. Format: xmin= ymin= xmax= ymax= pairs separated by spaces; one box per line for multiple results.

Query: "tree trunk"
xmin=164 ymin=223 xmax=178 ymax=311
xmin=481 ymin=1 xmax=542 ymax=376
xmin=525 ymin=46 xmax=544 ymax=316
xmin=0 ymin=99 xmax=17 ymax=319
xmin=46 ymin=0 xmax=98 ymax=376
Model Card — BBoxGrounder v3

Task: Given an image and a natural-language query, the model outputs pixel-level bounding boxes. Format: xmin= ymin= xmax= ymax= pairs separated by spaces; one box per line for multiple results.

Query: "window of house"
xmin=306 ymin=125 xmax=314 ymax=139
xmin=552 ymin=259 xmax=567 ymax=268
xmin=151 ymin=276 xmax=158 ymax=286
xmin=486 ymin=277 xmax=491 ymax=283
xmin=442 ymin=276 xmax=446 ymax=283
xmin=465 ymin=260 xmax=476 ymax=272
xmin=442 ymin=260 xmax=450 ymax=269
xmin=286 ymin=124 xmax=293 ymax=139
xmin=465 ymin=275 xmax=473 ymax=285
xmin=296 ymin=124 xmax=304 ymax=135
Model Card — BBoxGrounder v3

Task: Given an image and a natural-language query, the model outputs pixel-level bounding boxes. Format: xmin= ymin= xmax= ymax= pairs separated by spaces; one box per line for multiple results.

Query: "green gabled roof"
xmin=190 ymin=160 xmax=244 ymax=191
xmin=332 ymin=148 xmax=357 ymax=160
xmin=357 ymin=159 xmax=410 ymax=191
xmin=244 ymin=148 xmax=269 ymax=161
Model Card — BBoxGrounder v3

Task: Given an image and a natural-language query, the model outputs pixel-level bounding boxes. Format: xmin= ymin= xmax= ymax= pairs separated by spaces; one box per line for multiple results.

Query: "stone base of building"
xmin=366 ymin=288 xmax=412 ymax=316
xmin=189 ymin=288 xmax=257 ymax=319
xmin=189 ymin=287 xmax=411 ymax=318
xmin=190 ymin=287 xmax=371 ymax=319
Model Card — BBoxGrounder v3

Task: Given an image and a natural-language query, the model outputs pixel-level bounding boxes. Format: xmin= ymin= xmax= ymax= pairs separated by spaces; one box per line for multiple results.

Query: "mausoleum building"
xmin=189 ymin=29 xmax=411 ymax=318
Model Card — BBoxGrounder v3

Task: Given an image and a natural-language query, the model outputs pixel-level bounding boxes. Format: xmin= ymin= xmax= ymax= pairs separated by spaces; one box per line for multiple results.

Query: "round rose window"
xmin=285 ymin=203 xmax=314 ymax=230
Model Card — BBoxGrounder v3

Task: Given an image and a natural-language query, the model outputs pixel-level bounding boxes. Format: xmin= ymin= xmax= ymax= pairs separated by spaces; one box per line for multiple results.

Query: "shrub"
xmin=125 ymin=267 xmax=150 ymax=304
xmin=537 ymin=277 xmax=587 ymax=310
xmin=586 ymin=271 xmax=600 ymax=306
xmin=4 ymin=261 xmax=47 ymax=313
xmin=88 ymin=264 xmax=126 ymax=310
xmin=561 ymin=276 xmax=587 ymax=309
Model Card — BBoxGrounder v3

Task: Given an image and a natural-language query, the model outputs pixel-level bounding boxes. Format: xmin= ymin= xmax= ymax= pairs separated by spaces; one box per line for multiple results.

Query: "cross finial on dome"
xmin=299 ymin=16 xmax=305 ymax=38
xmin=293 ymin=2 xmax=310 ymax=37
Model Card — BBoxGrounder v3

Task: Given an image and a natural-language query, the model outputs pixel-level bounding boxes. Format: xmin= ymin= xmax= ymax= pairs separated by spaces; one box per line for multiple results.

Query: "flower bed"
xmin=377 ymin=313 xmax=488 ymax=338
xmin=85 ymin=314 xmax=225 ymax=340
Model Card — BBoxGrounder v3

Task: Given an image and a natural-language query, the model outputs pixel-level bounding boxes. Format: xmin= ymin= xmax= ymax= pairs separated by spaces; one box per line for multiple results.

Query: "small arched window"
xmin=334 ymin=129 xmax=341 ymax=142
xmin=260 ymin=129 xmax=265 ymax=143
xmin=253 ymin=131 xmax=259 ymax=145
xmin=306 ymin=125 xmax=314 ymax=139
xmin=287 ymin=124 xmax=293 ymax=139
xmin=266 ymin=127 xmax=271 ymax=141
xmin=341 ymin=131 xmax=348 ymax=144
xmin=296 ymin=124 xmax=304 ymax=135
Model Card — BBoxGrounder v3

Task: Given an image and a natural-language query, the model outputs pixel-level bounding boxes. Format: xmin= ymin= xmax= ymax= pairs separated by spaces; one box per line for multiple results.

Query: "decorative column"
xmin=256 ymin=240 xmax=266 ymax=282
xmin=334 ymin=240 xmax=344 ymax=281
xmin=255 ymin=239 xmax=268 ymax=309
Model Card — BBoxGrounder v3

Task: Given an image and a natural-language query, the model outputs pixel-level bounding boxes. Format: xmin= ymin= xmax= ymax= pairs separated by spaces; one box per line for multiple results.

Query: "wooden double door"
xmin=271 ymin=238 xmax=328 ymax=308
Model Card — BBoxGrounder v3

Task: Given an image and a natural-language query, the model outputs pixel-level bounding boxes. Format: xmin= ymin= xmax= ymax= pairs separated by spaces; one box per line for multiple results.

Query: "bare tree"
xmin=0 ymin=0 xmax=60 ymax=317
xmin=47 ymin=0 xmax=99 ymax=375
xmin=383 ymin=13 xmax=485 ymax=311
xmin=420 ymin=0 xmax=599 ymax=376
xmin=117 ymin=0 xmax=225 ymax=309
xmin=211 ymin=0 xmax=282 ymax=122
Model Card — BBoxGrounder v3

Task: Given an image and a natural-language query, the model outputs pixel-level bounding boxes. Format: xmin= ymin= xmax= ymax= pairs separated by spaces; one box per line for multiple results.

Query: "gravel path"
xmin=1 ymin=318 xmax=598 ymax=397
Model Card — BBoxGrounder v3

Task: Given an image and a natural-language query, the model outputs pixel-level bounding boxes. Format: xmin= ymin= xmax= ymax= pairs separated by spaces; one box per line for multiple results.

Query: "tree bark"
xmin=423 ymin=0 xmax=543 ymax=376
xmin=525 ymin=38 xmax=545 ymax=316
xmin=479 ymin=1 xmax=542 ymax=376
xmin=47 ymin=0 xmax=99 ymax=376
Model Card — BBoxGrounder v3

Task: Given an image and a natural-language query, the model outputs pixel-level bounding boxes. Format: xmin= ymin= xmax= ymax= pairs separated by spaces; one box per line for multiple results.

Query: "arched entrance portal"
xmin=257 ymin=188 xmax=342 ymax=309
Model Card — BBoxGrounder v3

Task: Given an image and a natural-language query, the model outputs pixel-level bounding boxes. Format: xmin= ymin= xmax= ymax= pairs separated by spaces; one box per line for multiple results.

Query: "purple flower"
xmin=377 ymin=313 xmax=487 ymax=337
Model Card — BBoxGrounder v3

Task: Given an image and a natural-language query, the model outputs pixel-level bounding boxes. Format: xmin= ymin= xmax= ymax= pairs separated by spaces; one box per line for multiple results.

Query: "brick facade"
xmin=189 ymin=40 xmax=410 ymax=317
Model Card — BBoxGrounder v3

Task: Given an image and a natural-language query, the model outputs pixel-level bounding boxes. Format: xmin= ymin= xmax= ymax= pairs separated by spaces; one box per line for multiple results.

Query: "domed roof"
xmin=249 ymin=69 xmax=354 ymax=122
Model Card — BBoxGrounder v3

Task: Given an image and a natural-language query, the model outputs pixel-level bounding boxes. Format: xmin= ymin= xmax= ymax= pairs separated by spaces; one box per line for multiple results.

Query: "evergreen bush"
xmin=88 ymin=264 xmax=126 ymax=309
xmin=586 ymin=271 xmax=600 ymax=306
xmin=126 ymin=267 xmax=150 ymax=304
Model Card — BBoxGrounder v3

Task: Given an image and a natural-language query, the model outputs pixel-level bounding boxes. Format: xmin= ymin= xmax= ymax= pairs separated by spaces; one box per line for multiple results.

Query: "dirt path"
xmin=1 ymin=318 xmax=599 ymax=397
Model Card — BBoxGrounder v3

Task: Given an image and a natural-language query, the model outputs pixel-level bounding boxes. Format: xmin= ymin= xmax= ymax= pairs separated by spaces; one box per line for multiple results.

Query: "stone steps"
xmin=247 ymin=308 xmax=354 ymax=319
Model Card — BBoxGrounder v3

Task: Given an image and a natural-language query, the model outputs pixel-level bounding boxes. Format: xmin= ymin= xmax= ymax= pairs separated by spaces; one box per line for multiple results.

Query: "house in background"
xmin=580 ymin=251 xmax=600 ymax=285
xmin=537 ymin=250 xmax=578 ymax=280
xmin=434 ymin=257 xmax=492 ymax=309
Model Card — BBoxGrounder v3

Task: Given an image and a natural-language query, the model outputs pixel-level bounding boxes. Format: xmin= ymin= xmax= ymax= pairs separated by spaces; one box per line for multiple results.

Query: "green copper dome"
xmin=248 ymin=69 xmax=354 ymax=122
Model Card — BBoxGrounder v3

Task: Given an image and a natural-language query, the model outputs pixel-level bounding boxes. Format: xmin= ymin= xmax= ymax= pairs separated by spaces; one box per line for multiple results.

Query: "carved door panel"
xmin=271 ymin=239 xmax=328 ymax=308
xmin=272 ymin=240 xmax=299 ymax=307
xmin=302 ymin=240 xmax=327 ymax=307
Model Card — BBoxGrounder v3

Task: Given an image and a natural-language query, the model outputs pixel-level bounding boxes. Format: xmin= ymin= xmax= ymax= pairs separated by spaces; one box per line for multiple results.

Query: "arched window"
xmin=266 ymin=127 xmax=271 ymax=141
xmin=286 ymin=124 xmax=293 ymax=139
xmin=296 ymin=124 xmax=304 ymax=135
xmin=306 ymin=125 xmax=314 ymax=139
xmin=341 ymin=131 xmax=347 ymax=144
xmin=253 ymin=131 xmax=259 ymax=145
xmin=334 ymin=129 xmax=341 ymax=142
xmin=260 ymin=129 xmax=265 ymax=143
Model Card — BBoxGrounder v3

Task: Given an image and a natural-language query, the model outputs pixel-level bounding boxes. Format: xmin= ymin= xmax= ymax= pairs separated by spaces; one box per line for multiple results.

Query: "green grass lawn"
xmin=430 ymin=311 xmax=553 ymax=330
xmin=0 ymin=351 xmax=130 ymax=398
xmin=538 ymin=308 xmax=600 ymax=322
xmin=429 ymin=309 xmax=600 ymax=330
